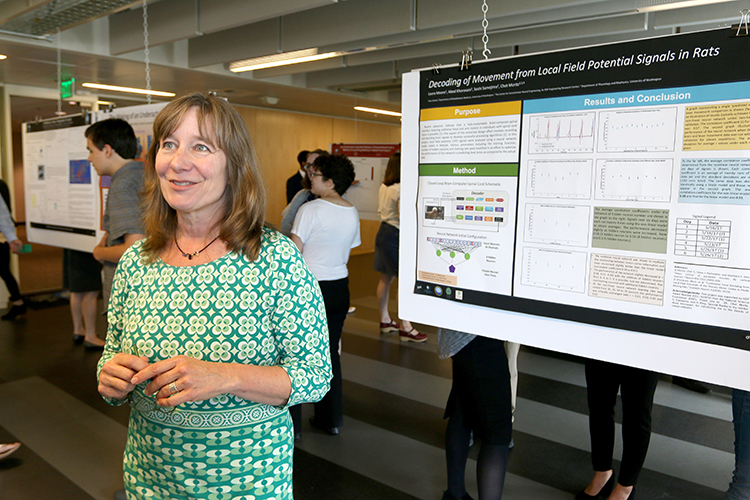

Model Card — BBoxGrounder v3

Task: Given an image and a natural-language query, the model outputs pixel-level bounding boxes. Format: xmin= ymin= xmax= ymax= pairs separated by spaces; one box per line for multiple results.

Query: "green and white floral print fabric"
xmin=97 ymin=229 xmax=331 ymax=499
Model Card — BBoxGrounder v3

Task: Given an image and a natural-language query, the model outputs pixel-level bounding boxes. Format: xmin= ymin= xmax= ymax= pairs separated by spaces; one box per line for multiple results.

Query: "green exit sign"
xmin=60 ymin=78 xmax=75 ymax=99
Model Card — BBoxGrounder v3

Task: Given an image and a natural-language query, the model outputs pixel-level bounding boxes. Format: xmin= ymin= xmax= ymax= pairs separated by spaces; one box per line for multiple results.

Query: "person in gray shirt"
xmin=86 ymin=118 xmax=145 ymax=313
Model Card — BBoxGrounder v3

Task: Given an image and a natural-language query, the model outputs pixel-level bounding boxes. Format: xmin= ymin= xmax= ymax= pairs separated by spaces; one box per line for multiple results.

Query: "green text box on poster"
xmin=419 ymin=164 xmax=519 ymax=176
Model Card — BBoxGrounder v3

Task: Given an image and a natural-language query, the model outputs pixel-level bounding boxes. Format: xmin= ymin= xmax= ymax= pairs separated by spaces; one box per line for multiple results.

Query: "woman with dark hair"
xmin=279 ymin=149 xmax=329 ymax=237
xmin=291 ymin=154 xmax=360 ymax=435
xmin=97 ymin=92 xmax=332 ymax=500
xmin=375 ymin=152 xmax=426 ymax=342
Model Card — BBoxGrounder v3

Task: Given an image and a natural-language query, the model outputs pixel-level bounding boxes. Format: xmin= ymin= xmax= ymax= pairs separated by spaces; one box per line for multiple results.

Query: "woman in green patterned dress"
xmin=97 ymin=93 xmax=332 ymax=500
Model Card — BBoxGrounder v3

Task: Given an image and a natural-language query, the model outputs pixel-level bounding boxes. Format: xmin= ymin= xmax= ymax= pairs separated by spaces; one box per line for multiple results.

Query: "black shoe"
xmin=442 ymin=491 xmax=475 ymax=500
xmin=73 ymin=334 xmax=85 ymax=345
xmin=1 ymin=303 xmax=26 ymax=320
xmin=84 ymin=341 xmax=105 ymax=351
xmin=673 ymin=377 xmax=710 ymax=394
xmin=575 ymin=473 xmax=615 ymax=500
xmin=309 ymin=417 xmax=339 ymax=436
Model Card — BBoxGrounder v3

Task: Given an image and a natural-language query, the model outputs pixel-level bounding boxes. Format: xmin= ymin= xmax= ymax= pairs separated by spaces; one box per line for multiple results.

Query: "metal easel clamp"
xmin=459 ymin=50 xmax=473 ymax=72
xmin=730 ymin=9 xmax=749 ymax=37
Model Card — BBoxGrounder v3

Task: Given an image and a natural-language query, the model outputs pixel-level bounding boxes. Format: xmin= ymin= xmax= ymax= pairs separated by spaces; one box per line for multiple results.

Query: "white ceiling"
xmin=0 ymin=0 xmax=745 ymax=124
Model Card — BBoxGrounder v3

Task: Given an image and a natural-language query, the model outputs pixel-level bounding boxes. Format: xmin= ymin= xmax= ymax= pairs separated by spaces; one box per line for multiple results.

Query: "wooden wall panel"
xmin=234 ymin=105 xmax=400 ymax=256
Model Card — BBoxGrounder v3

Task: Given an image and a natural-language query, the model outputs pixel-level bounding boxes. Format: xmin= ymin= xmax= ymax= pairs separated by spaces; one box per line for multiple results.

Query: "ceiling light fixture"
xmin=81 ymin=82 xmax=175 ymax=97
xmin=354 ymin=106 xmax=402 ymax=117
xmin=229 ymin=48 xmax=344 ymax=73
xmin=0 ymin=55 xmax=7 ymax=60
xmin=636 ymin=0 xmax=732 ymax=12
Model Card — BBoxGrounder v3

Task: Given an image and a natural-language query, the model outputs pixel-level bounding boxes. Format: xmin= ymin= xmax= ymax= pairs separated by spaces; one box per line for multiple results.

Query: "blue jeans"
xmin=727 ymin=389 xmax=750 ymax=499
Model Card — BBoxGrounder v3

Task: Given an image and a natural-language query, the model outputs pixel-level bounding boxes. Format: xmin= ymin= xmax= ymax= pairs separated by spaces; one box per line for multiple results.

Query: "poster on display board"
xmin=399 ymin=28 xmax=750 ymax=389
xmin=23 ymin=102 xmax=166 ymax=253
xmin=331 ymin=143 xmax=400 ymax=220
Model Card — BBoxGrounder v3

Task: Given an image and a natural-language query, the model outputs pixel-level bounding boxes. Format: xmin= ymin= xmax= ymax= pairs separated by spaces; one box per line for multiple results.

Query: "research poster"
xmin=402 ymin=28 xmax=750 ymax=386
xmin=23 ymin=103 xmax=165 ymax=252
xmin=331 ymin=143 xmax=401 ymax=220
xmin=23 ymin=115 xmax=96 ymax=252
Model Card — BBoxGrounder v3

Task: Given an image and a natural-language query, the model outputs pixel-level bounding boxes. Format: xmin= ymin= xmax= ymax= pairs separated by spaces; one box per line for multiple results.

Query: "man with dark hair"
xmin=86 ymin=118 xmax=145 ymax=311
xmin=286 ymin=150 xmax=309 ymax=203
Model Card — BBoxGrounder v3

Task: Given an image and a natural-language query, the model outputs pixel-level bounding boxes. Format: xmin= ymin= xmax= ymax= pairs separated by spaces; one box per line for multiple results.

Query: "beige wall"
xmin=10 ymin=104 xmax=400 ymax=254
xmin=235 ymin=106 xmax=401 ymax=255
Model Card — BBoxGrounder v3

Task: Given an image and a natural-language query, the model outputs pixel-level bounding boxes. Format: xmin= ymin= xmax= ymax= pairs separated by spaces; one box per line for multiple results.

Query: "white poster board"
xmin=400 ymin=28 xmax=750 ymax=390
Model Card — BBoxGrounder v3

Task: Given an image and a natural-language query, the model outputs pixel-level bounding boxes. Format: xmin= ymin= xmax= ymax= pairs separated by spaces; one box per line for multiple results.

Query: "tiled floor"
xmin=0 ymin=252 xmax=735 ymax=499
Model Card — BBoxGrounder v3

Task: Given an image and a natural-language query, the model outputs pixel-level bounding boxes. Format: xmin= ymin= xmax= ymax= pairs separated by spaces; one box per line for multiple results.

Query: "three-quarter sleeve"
xmin=269 ymin=235 xmax=332 ymax=407
xmin=96 ymin=243 xmax=139 ymax=406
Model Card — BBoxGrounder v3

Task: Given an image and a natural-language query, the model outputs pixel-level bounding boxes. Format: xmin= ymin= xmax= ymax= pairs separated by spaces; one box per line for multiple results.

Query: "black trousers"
xmin=584 ymin=358 xmax=660 ymax=487
xmin=0 ymin=242 xmax=21 ymax=301
xmin=447 ymin=335 xmax=513 ymax=445
xmin=290 ymin=277 xmax=349 ymax=431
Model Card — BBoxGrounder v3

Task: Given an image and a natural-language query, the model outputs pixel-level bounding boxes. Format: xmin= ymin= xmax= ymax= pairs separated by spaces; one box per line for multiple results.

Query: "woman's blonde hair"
xmin=141 ymin=92 xmax=267 ymax=261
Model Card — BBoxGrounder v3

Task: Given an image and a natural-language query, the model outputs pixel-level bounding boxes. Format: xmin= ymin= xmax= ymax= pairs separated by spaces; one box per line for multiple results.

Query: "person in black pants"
xmin=0 ymin=179 xmax=25 ymax=320
xmin=439 ymin=329 xmax=513 ymax=500
xmin=577 ymin=359 xmax=660 ymax=500
xmin=290 ymin=154 xmax=360 ymax=437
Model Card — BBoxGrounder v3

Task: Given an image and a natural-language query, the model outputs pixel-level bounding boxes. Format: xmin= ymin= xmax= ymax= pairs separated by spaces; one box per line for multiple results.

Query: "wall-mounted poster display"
xmin=400 ymin=28 xmax=750 ymax=389
xmin=331 ymin=143 xmax=401 ymax=220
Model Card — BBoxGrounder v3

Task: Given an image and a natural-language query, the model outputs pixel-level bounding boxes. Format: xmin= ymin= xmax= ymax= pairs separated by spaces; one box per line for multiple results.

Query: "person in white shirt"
xmin=375 ymin=153 xmax=426 ymax=342
xmin=291 ymin=154 xmax=360 ymax=436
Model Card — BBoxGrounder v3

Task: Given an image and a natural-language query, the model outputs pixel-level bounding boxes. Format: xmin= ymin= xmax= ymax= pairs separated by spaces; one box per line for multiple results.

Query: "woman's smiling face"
xmin=155 ymin=107 xmax=228 ymax=222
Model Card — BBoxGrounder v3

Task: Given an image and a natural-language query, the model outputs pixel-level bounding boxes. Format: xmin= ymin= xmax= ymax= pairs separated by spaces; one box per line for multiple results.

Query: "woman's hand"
xmin=98 ymin=353 xmax=150 ymax=400
xmin=131 ymin=356 xmax=293 ymax=408
xmin=131 ymin=355 xmax=229 ymax=407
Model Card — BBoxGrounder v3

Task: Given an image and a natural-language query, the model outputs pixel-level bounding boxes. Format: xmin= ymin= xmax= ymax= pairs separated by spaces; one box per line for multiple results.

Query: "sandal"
xmin=399 ymin=327 xmax=427 ymax=343
xmin=380 ymin=320 xmax=400 ymax=334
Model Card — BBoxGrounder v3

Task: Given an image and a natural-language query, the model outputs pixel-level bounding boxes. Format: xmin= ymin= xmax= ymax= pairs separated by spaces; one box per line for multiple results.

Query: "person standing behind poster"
xmin=577 ymin=359 xmax=659 ymax=500
xmin=437 ymin=328 xmax=512 ymax=500
xmin=87 ymin=119 xmax=145 ymax=311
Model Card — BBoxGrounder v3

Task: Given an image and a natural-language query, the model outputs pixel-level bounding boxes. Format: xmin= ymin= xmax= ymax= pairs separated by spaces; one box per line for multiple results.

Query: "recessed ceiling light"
xmin=354 ymin=106 xmax=402 ymax=117
xmin=637 ymin=0 xmax=731 ymax=11
xmin=81 ymin=82 xmax=175 ymax=97
xmin=229 ymin=48 xmax=344 ymax=73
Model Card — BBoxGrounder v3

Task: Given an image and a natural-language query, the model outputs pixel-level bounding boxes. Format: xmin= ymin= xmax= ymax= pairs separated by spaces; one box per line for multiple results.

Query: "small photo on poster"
xmin=425 ymin=206 xmax=445 ymax=220
xmin=69 ymin=160 xmax=91 ymax=184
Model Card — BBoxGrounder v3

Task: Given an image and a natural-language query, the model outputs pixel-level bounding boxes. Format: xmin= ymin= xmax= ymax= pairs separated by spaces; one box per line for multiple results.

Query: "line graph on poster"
xmin=528 ymin=112 xmax=596 ymax=154
xmin=598 ymin=107 xmax=678 ymax=152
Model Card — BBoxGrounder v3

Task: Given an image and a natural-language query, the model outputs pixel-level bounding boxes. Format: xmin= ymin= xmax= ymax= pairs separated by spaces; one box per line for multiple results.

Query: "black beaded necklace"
xmin=174 ymin=233 xmax=221 ymax=260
